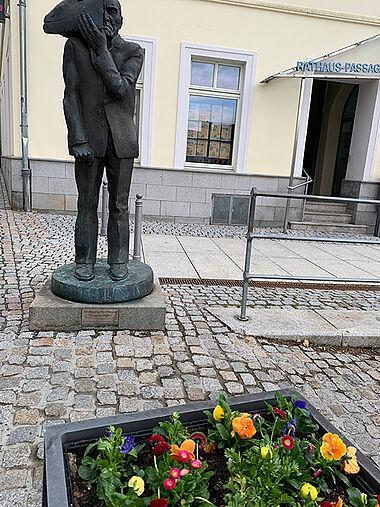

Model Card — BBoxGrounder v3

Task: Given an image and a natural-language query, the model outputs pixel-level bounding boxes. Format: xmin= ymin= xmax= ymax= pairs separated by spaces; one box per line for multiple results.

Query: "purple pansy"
xmin=120 ymin=435 xmax=135 ymax=454
xmin=293 ymin=400 xmax=311 ymax=417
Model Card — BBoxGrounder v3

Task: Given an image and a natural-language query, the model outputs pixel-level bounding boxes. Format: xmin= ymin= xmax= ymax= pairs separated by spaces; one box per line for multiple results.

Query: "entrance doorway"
xmin=303 ymin=80 xmax=359 ymax=196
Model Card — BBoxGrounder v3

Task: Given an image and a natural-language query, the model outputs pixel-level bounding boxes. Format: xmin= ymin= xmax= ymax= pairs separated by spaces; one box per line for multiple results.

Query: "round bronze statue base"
xmin=51 ymin=259 xmax=154 ymax=304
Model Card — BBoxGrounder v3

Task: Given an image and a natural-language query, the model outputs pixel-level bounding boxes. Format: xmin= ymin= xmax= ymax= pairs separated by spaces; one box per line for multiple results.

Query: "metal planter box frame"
xmin=43 ymin=389 xmax=380 ymax=506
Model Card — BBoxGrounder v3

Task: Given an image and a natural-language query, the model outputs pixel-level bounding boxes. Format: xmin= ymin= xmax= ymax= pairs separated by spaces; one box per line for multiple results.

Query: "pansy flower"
xmin=120 ymin=435 xmax=135 ymax=454
xmin=204 ymin=442 xmax=217 ymax=454
xmin=171 ymin=439 xmax=195 ymax=463
xmin=294 ymin=400 xmax=311 ymax=417
xmin=320 ymin=433 xmax=346 ymax=461
xmin=213 ymin=405 xmax=224 ymax=421
xmin=300 ymin=483 xmax=318 ymax=501
xmin=281 ymin=435 xmax=294 ymax=450
xmin=342 ymin=446 xmax=360 ymax=474
xmin=128 ymin=476 xmax=144 ymax=496
xmin=273 ymin=408 xmax=286 ymax=420
xmin=231 ymin=417 xmax=256 ymax=439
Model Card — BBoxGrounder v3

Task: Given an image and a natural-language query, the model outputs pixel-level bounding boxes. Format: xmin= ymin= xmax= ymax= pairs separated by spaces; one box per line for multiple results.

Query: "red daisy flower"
xmin=149 ymin=435 xmax=164 ymax=443
xmin=281 ymin=436 xmax=294 ymax=450
xmin=273 ymin=408 xmax=286 ymax=420
xmin=163 ymin=478 xmax=176 ymax=490
xmin=150 ymin=500 xmax=169 ymax=507
xmin=153 ymin=441 xmax=171 ymax=457
xmin=190 ymin=432 xmax=207 ymax=449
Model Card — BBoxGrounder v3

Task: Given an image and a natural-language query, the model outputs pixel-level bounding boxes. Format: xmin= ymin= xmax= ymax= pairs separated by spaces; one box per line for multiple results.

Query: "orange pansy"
xmin=342 ymin=446 xmax=360 ymax=474
xmin=170 ymin=439 xmax=195 ymax=462
xmin=320 ymin=433 xmax=347 ymax=461
xmin=331 ymin=497 xmax=343 ymax=507
xmin=231 ymin=417 xmax=256 ymax=439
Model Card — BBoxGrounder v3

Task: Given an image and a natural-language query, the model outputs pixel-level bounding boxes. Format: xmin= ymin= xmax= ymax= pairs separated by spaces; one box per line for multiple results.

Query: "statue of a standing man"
xmin=62 ymin=0 xmax=143 ymax=282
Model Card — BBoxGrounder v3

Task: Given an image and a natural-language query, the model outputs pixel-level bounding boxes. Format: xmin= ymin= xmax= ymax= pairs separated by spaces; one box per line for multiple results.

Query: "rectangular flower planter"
xmin=42 ymin=389 xmax=380 ymax=506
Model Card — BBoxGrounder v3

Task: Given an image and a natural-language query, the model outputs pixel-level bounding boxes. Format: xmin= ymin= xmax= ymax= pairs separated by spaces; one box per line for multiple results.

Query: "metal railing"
xmin=238 ymin=187 xmax=380 ymax=321
xmin=101 ymin=181 xmax=144 ymax=262
xmin=283 ymin=169 xmax=313 ymax=233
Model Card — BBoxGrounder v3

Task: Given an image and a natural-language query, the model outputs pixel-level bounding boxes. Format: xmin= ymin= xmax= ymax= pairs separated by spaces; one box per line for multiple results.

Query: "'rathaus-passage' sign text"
xmin=297 ymin=61 xmax=380 ymax=73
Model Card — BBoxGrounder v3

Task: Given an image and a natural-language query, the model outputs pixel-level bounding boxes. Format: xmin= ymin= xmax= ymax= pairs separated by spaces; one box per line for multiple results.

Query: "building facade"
xmin=1 ymin=0 xmax=380 ymax=228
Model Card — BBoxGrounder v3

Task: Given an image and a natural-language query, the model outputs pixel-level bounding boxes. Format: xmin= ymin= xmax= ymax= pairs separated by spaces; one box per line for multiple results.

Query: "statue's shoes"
xmin=74 ymin=263 xmax=95 ymax=281
xmin=110 ymin=263 xmax=128 ymax=281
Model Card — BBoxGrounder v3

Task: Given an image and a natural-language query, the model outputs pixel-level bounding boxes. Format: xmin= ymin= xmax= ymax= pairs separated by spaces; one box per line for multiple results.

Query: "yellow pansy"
xmin=300 ymin=483 xmax=318 ymax=501
xmin=213 ymin=405 xmax=224 ymax=421
xmin=128 ymin=476 xmax=144 ymax=496
xmin=260 ymin=446 xmax=273 ymax=459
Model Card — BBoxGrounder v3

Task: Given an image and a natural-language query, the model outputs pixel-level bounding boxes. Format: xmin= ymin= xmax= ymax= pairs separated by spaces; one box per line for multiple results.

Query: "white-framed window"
xmin=175 ymin=43 xmax=257 ymax=173
xmin=122 ymin=35 xmax=157 ymax=167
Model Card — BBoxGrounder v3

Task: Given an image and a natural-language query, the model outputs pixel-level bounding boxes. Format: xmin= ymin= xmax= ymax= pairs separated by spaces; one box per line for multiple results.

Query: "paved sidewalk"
xmin=141 ymin=234 xmax=380 ymax=281
xmin=0 ymin=174 xmax=379 ymax=506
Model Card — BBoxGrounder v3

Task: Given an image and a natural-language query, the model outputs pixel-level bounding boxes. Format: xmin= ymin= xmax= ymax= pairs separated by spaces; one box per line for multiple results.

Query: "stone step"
xmin=289 ymin=221 xmax=368 ymax=233
xmin=305 ymin=202 xmax=347 ymax=213
xmin=303 ymin=212 xmax=352 ymax=224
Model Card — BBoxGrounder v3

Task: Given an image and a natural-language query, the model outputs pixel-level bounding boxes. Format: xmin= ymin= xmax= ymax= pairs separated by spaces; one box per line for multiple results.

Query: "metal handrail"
xmin=288 ymin=178 xmax=312 ymax=191
xmin=238 ymin=187 xmax=380 ymax=321
xmin=287 ymin=168 xmax=313 ymax=191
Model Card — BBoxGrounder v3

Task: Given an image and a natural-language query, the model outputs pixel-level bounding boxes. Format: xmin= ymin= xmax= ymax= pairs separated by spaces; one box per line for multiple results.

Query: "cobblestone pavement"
xmin=0 ymin=175 xmax=379 ymax=506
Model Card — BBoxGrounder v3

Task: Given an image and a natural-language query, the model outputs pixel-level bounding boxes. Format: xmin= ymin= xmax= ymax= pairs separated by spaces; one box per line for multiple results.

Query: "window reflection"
xmin=186 ymin=95 xmax=237 ymax=166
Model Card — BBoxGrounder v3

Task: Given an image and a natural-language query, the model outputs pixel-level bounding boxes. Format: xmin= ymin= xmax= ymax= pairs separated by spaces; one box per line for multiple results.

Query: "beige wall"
xmin=7 ymin=0 xmax=380 ymax=178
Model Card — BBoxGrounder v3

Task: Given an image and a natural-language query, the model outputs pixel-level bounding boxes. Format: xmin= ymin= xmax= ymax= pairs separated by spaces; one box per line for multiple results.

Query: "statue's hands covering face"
xmin=72 ymin=142 xmax=94 ymax=165
xmin=78 ymin=13 xmax=107 ymax=56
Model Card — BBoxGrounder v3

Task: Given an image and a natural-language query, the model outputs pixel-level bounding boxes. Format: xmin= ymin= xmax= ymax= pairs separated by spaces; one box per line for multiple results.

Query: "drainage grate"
xmin=159 ymin=277 xmax=380 ymax=291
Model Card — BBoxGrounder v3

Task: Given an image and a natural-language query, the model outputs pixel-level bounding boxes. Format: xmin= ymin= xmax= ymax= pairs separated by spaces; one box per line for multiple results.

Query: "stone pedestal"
xmin=51 ymin=259 xmax=154 ymax=304
xmin=29 ymin=282 xmax=166 ymax=331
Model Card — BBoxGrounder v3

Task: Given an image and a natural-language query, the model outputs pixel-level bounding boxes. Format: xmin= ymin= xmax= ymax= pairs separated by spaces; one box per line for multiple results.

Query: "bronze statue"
xmin=44 ymin=0 xmax=143 ymax=282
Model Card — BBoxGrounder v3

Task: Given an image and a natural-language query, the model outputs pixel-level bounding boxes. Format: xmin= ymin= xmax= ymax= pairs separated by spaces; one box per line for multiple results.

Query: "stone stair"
xmin=289 ymin=201 xmax=368 ymax=233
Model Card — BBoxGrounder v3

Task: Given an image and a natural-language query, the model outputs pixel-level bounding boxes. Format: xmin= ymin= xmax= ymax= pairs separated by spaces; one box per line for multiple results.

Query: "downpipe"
xmin=19 ymin=0 xmax=31 ymax=211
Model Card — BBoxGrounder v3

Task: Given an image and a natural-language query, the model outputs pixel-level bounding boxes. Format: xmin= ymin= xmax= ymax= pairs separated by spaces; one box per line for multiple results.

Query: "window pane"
xmin=217 ymin=65 xmax=240 ymax=90
xmin=191 ymin=62 xmax=214 ymax=87
xmin=186 ymin=95 xmax=237 ymax=166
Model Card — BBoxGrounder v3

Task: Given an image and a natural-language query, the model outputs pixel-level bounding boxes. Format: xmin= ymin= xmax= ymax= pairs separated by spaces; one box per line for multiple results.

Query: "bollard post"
xmin=100 ymin=179 xmax=108 ymax=236
xmin=238 ymin=188 xmax=257 ymax=321
xmin=133 ymin=194 xmax=143 ymax=261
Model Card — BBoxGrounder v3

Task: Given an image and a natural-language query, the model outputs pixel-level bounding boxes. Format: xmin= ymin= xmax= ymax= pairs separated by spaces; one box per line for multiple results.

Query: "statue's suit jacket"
xmin=63 ymin=34 xmax=143 ymax=159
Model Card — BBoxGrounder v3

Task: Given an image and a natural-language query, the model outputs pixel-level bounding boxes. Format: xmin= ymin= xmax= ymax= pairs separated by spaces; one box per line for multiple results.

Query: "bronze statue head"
xmin=43 ymin=0 xmax=104 ymax=37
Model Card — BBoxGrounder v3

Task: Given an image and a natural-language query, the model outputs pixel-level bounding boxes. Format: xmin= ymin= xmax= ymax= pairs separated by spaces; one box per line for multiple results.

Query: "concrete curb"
xmin=209 ymin=307 xmax=380 ymax=348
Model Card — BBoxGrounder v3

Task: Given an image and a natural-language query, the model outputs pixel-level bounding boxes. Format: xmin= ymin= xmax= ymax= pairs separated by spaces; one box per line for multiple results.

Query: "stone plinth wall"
xmin=1 ymin=156 xmax=306 ymax=226
xmin=341 ymin=179 xmax=380 ymax=233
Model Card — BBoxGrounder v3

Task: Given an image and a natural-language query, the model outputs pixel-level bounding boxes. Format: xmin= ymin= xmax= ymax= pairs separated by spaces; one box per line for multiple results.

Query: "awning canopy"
xmin=261 ymin=33 xmax=380 ymax=83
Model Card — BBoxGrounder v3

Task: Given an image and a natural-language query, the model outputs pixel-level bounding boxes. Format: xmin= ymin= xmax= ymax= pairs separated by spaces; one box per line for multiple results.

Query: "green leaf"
xmin=78 ymin=464 xmax=97 ymax=482
xmin=83 ymin=441 xmax=99 ymax=458
xmin=347 ymin=487 xmax=363 ymax=506
xmin=334 ymin=469 xmax=351 ymax=486
xmin=216 ymin=423 xmax=230 ymax=441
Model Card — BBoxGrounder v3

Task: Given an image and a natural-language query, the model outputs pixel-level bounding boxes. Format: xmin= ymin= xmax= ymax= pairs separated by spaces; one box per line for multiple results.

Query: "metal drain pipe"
xmin=19 ymin=0 xmax=31 ymax=211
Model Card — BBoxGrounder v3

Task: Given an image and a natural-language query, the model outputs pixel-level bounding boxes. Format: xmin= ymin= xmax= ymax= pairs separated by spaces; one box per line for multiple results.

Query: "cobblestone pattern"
xmin=0 ymin=173 xmax=379 ymax=506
